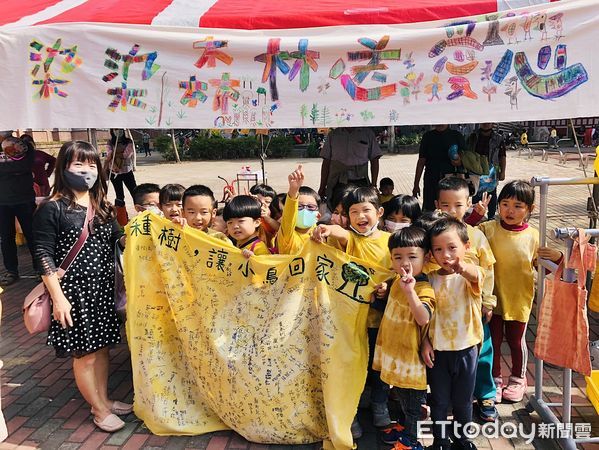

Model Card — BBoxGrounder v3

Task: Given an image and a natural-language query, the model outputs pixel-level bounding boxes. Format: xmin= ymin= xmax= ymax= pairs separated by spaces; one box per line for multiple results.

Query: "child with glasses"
xmin=132 ymin=183 xmax=161 ymax=215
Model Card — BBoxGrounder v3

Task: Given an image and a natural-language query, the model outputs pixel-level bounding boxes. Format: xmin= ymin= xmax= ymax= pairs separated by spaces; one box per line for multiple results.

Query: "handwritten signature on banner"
xmin=22 ymin=2 xmax=592 ymax=128
xmin=123 ymin=212 xmax=393 ymax=449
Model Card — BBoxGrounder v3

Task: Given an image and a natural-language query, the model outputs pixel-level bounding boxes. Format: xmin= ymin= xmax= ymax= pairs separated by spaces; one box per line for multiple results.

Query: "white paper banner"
xmin=0 ymin=0 xmax=597 ymax=129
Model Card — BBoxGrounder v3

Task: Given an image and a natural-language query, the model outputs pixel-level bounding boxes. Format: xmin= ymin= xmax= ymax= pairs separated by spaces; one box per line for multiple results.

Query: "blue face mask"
xmin=296 ymin=209 xmax=318 ymax=229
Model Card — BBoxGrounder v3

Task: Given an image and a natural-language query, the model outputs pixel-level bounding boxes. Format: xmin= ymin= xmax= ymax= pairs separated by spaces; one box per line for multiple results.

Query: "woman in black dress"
xmin=33 ymin=141 xmax=130 ymax=432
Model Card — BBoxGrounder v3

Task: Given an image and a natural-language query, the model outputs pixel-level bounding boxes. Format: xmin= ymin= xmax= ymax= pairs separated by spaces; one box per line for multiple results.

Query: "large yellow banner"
xmin=124 ymin=212 xmax=393 ymax=449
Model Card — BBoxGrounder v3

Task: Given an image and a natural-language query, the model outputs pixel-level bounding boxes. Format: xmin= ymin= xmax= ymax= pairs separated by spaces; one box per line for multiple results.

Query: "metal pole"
xmin=170 ymin=129 xmax=181 ymax=163
xmin=534 ymin=182 xmax=548 ymax=401
xmin=531 ymin=176 xmax=599 ymax=186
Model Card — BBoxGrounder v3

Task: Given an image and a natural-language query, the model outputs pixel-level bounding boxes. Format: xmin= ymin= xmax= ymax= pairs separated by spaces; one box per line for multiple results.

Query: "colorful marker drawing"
xmin=254 ymin=39 xmax=290 ymax=102
xmin=340 ymin=75 xmax=396 ymax=101
xmin=433 ymin=56 xmax=448 ymax=73
xmin=500 ymin=13 xmax=519 ymax=45
xmin=446 ymin=60 xmax=479 ymax=75
xmin=398 ymin=81 xmax=411 ymax=105
xmin=424 ymin=75 xmax=442 ymax=102
xmin=29 ymin=39 xmax=82 ymax=99
xmin=335 ymin=107 xmax=354 ymax=124
xmin=534 ymin=13 xmax=548 ymax=41
xmin=103 ymin=44 xmax=160 ymax=111
xmin=329 ymin=58 xmax=345 ymax=79
xmin=178 ymin=75 xmax=208 ymax=107
xmin=504 ymin=76 xmax=521 ymax=109
xmin=428 ymin=36 xmax=483 ymax=58
xmin=483 ymin=14 xmax=504 ymax=46
xmin=299 ymin=104 xmax=308 ymax=127
xmin=193 ymin=37 xmax=233 ymax=69
xmin=348 ymin=35 xmax=401 ymax=84
xmin=209 ymin=72 xmax=241 ymax=115
xmin=360 ymin=110 xmax=375 ymax=121
xmin=481 ymin=61 xmax=497 ymax=102
xmin=549 ymin=13 xmax=565 ymax=40
xmin=513 ymin=51 xmax=588 ymax=100
xmin=521 ymin=13 xmax=534 ymax=41
xmin=492 ymin=50 xmax=513 ymax=84
xmin=388 ymin=109 xmax=399 ymax=123
xmin=288 ymin=39 xmax=320 ymax=92
xmin=554 ymin=44 xmax=566 ymax=69
xmin=537 ymin=45 xmax=551 ymax=70
xmin=447 ymin=76 xmax=477 ymax=100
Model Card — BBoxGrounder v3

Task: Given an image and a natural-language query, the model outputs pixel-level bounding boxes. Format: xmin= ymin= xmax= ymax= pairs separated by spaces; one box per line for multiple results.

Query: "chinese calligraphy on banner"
xmin=124 ymin=212 xmax=392 ymax=449
xmin=1 ymin=0 xmax=596 ymax=129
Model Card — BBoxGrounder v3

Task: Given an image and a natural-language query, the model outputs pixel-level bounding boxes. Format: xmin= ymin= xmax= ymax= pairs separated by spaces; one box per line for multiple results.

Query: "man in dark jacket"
xmin=0 ymin=132 xmax=36 ymax=286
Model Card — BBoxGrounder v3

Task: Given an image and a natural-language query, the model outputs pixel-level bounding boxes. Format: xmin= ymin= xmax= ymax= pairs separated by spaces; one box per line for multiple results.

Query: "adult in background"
xmin=0 ymin=132 xmax=36 ymax=286
xmin=468 ymin=123 xmax=506 ymax=220
xmin=412 ymin=124 xmax=466 ymax=211
xmin=104 ymin=129 xmax=137 ymax=226
xmin=142 ymin=132 xmax=151 ymax=157
xmin=33 ymin=141 xmax=131 ymax=433
xmin=21 ymin=134 xmax=56 ymax=197
xmin=318 ymin=127 xmax=382 ymax=207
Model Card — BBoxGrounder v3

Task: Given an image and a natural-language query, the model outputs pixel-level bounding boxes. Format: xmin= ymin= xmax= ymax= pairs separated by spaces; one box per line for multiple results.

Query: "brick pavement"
xmin=1 ymin=150 xmax=599 ymax=449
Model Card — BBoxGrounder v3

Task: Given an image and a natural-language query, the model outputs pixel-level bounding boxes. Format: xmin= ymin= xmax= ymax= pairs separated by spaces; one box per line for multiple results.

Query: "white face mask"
xmin=385 ymin=220 xmax=410 ymax=232
xmin=350 ymin=222 xmax=379 ymax=237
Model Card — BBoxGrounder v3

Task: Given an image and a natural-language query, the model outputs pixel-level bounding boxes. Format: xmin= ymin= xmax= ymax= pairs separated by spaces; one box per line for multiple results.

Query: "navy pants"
xmin=367 ymin=327 xmax=390 ymax=404
xmin=427 ymin=346 xmax=478 ymax=444
xmin=395 ymin=388 xmax=427 ymax=445
xmin=0 ymin=202 xmax=36 ymax=275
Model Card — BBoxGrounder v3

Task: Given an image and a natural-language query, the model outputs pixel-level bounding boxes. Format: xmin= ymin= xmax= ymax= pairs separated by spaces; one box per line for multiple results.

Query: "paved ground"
xmin=1 ymin=149 xmax=599 ymax=449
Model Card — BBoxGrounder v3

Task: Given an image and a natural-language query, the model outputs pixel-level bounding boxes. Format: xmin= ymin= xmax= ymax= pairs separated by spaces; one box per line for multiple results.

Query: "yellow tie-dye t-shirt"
xmin=276 ymin=195 xmax=313 ymax=255
xmin=428 ymin=269 xmax=483 ymax=351
xmin=465 ymin=224 xmax=496 ymax=309
xmin=346 ymin=230 xmax=392 ymax=328
xmin=478 ymin=220 xmax=539 ymax=323
xmin=373 ymin=277 xmax=435 ymax=390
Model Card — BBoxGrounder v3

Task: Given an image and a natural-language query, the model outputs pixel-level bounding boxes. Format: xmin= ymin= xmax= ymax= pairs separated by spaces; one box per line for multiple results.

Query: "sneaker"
xmin=494 ymin=377 xmax=503 ymax=403
xmin=0 ymin=272 xmax=19 ymax=287
xmin=501 ymin=375 xmax=527 ymax=403
xmin=477 ymin=398 xmax=498 ymax=422
xmin=393 ymin=440 xmax=424 ymax=450
xmin=381 ymin=423 xmax=405 ymax=444
xmin=351 ymin=417 xmax=363 ymax=440
xmin=371 ymin=401 xmax=392 ymax=427
xmin=421 ymin=403 xmax=430 ymax=420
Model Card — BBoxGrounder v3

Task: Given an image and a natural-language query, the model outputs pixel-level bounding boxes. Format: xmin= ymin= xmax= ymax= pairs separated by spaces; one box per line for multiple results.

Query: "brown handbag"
xmin=23 ymin=204 xmax=95 ymax=334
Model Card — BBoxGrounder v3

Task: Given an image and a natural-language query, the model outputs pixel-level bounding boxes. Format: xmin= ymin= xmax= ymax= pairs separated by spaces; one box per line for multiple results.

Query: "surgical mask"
xmin=144 ymin=205 xmax=162 ymax=216
xmin=350 ymin=222 xmax=379 ymax=237
xmin=64 ymin=169 xmax=97 ymax=191
xmin=296 ymin=209 xmax=318 ymax=229
xmin=385 ymin=220 xmax=410 ymax=232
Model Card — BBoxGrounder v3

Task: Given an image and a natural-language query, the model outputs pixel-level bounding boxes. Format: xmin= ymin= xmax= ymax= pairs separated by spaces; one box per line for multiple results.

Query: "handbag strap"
xmin=58 ymin=204 xmax=95 ymax=274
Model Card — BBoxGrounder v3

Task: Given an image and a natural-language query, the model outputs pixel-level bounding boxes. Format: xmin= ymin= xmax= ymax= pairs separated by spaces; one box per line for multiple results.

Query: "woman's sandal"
xmin=91 ymin=401 xmax=133 ymax=417
xmin=93 ymin=413 xmax=125 ymax=433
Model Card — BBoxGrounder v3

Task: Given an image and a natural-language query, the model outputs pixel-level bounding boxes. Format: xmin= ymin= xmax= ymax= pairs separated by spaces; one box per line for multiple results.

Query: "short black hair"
xmin=331 ymin=184 xmax=356 ymax=211
xmin=216 ymin=207 xmax=224 ymax=217
xmin=413 ymin=210 xmax=451 ymax=231
xmin=183 ymin=185 xmax=216 ymax=209
xmin=223 ymin=195 xmax=262 ymax=221
xmin=132 ymin=183 xmax=160 ymax=205
xmin=383 ymin=194 xmax=422 ymax=222
xmin=388 ymin=226 xmax=428 ymax=251
xmin=437 ymin=176 xmax=471 ymax=199
xmin=427 ymin=216 xmax=469 ymax=247
xmin=343 ymin=186 xmax=380 ymax=212
xmin=498 ymin=180 xmax=535 ymax=209
xmin=379 ymin=177 xmax=394 ymax=188
xmin=249 ymin=184 xmax=277 ymax=200
xmin=160 ymin=183 xmax=185 ymax=205
xmin=298 ymin=186 xmax=321 ymax=205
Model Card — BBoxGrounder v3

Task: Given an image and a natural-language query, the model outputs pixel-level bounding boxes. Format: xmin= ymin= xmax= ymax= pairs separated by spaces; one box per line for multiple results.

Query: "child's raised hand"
xmin=242 ymin=249 xmax=254 ymax=259
xmin=473 ymin=192 xmax=491 ymax=217
xmin=310 ymin=224 xmax=330 ymax=243
xmin=172 ymin=217 xmax=188 ymax=228
xmin=288 ymin=164 xmax=304 ymax=198
xmin=538 ymin=246 xmax=563 ymax=263
xmin=421 ymin=335 xmax=435 ymax=368
xmin=399 ymin=263 xmax=416 ymax=291
xmin=448 ymin=256 xmax=465 ymax=275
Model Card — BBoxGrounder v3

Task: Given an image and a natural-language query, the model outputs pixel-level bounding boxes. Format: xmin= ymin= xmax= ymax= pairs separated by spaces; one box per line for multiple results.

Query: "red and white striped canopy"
xmin=2 ymin=0 xmax=557 ymax=29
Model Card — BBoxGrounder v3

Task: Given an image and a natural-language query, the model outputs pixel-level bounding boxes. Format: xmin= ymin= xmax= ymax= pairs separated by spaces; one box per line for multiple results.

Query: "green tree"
xmin=310 ymin=103 xmax=319 ymax=125
xmin=300 ymin=104 xmax=308 ymax=127
xmin=336 ymin=262 xmax=370 ymax=302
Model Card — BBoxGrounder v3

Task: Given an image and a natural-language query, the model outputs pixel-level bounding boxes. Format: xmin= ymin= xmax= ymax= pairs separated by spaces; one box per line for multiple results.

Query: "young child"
xmin=159 ymin=183 xmax=185 ymax=221
xmin=277 ymin=165 xmax=321 ymax=255
xmin=312 ymin=186 xmax=392 ymax=431
xmin=132 ymin=183 xmax=161 ymax=214
xmin=422 ymin=217 xmax=483 ymax=450
xmin=329 ymin=184 xmax=354 ymax=228
xmin=174 ymin=185 xmax=231 ymax=244
xmin=223 ymin=195 xmax=271 ymax=257
xmin=249 ymin=183 xmax=280 ymax=245
xmin=212 ymin=207 xmax=227 ymax=234
xmin=479 ymin=180 xmax=560 ymax=403
xmin=435 ymin=176 xmax=498 ymax=422
xmin=379 ymin=177 xmax=395 ymax=204
xmin=373 ymin=226 xmax=434 ymax=450
xmin=382 ymin=194 xmax=422 ymax=233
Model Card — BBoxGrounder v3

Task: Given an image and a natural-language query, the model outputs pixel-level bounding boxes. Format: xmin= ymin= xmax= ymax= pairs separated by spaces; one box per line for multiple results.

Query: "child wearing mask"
xmin=382 ymin=194 xmax=422 ymax=233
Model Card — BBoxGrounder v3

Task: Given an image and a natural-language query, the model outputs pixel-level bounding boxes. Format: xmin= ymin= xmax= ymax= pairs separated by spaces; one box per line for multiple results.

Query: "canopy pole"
xmin=171 ymin=129 xmax=181 ymax=163
xmin=126 ymin=129 xmax=137 ymax=170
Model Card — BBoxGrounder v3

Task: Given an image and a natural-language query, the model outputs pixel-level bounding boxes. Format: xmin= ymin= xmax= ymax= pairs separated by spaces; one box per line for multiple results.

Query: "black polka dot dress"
xmin=33 ymin=199 xmax=122 ymax=358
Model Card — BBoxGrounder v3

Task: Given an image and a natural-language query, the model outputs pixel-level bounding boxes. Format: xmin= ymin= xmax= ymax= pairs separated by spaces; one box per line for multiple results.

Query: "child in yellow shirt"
xmin=276 ymin=165 xmax=321 ymax=255
xmin=434 ymin=176 xmax=498 ymax=422
xmin=373 ymin=226 xmax=434 ymax=449
xmin=422 ymin=217 xmax=483 ymax=449
xmin=223 ymin=195 xmax=271 ymax=256
xmin=479 ymin=180 xmax=561 ymax=403
xmin=378 ymin=177 xmax=395 ymax=204
xmin=312 ymin=186 xmax=392 ymax=432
